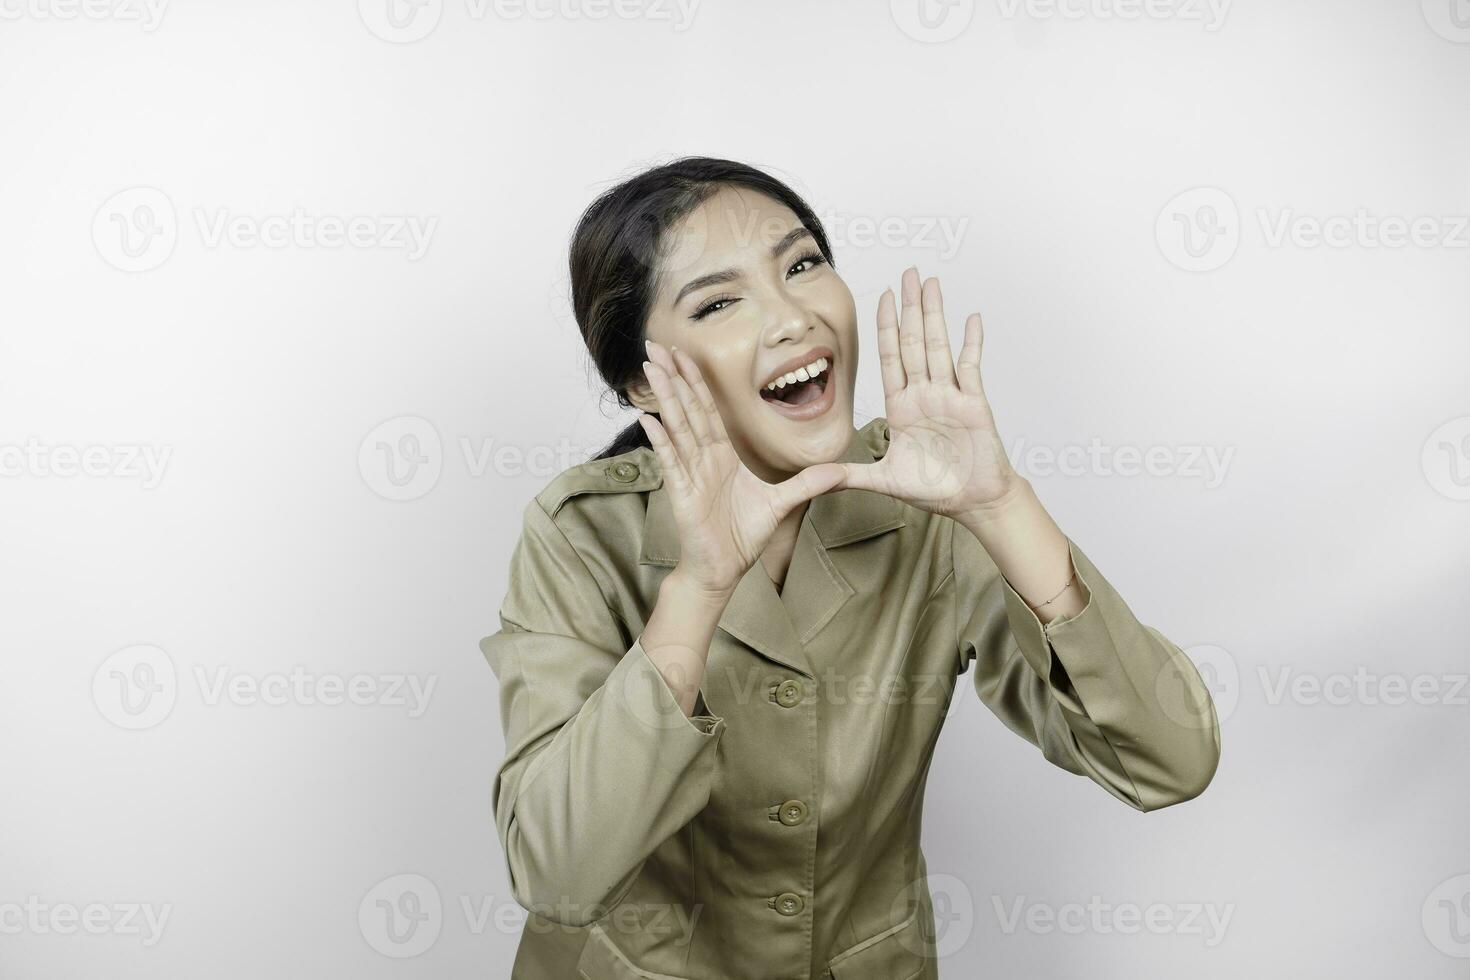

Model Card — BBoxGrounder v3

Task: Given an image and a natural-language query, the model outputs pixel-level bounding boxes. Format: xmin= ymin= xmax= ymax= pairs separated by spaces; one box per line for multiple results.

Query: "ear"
xmin=625 ymin=379 xmax=659 ymax=415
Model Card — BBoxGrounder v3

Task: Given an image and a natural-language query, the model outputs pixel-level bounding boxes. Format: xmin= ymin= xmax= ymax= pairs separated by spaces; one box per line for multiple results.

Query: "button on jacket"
xmin=480 ymin=418 xmax=1221 ymax=980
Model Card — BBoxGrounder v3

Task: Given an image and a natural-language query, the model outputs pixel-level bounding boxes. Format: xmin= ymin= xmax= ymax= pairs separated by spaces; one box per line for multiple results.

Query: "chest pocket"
xmin=825 ymin=908 xmax=931 ymax=980
xmin=576 ymin=922 xmax=690 ymax=980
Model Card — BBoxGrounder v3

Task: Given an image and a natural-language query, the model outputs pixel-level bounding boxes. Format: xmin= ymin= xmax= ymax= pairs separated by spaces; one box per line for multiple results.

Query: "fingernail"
xmin=645 ymin=339 xmax=654 ymax=354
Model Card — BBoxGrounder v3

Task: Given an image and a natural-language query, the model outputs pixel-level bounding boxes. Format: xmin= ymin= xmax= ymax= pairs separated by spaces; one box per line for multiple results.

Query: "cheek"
xmin=692 ymin=348 xmax=757 ymax=425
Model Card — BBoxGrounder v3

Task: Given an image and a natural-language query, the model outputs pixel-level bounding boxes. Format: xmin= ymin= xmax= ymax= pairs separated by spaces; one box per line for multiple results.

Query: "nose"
xmin=760 ymin=296 xmax=815 ymax=348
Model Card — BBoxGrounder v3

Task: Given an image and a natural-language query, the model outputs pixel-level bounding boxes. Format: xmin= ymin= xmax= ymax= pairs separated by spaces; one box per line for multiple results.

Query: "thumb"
xmin=768 ymin=462 xmax=846 ymax=517
xmin=833 ymin=461 xmax=883 ymax=494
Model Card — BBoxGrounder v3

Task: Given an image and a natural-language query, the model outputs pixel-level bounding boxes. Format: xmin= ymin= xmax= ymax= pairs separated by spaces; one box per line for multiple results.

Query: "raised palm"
xmin=839 ymin=269 xmax=1021 ymax=520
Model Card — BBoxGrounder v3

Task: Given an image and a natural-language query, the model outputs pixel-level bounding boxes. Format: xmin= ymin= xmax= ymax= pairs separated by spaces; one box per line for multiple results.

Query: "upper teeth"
xmin=765 ymin=356 xmax=828 ymax=391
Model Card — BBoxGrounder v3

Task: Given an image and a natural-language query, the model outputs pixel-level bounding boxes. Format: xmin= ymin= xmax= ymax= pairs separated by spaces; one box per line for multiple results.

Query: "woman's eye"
xmin=692 ymin=295 xmax=735 ymax=321
xmin=787 ymin=251 xmax=827 ymax=277
xmin=690 ymin=253 xmax=825 ymax=321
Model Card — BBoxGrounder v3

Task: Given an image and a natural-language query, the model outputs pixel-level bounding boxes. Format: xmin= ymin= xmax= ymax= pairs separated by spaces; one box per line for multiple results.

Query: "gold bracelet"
xmin=1028 ymin=571 xmax=1076 ymax=611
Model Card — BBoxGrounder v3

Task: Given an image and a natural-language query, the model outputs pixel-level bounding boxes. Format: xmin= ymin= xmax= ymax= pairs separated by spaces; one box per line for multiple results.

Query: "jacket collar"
xmin=638 ymin=419 xmax=905 ymax=678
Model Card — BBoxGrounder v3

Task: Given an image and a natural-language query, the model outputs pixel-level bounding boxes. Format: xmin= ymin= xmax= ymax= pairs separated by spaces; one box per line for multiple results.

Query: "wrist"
xmin=662 ymin=567 xmax=737 ymax=612
xmin=956 ymin=475 xmax=1035 ymax=534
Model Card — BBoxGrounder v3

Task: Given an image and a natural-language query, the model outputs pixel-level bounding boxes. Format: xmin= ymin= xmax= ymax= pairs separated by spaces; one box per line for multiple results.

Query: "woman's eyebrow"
xmin=670 ymin=227 xmax=814 ymax=307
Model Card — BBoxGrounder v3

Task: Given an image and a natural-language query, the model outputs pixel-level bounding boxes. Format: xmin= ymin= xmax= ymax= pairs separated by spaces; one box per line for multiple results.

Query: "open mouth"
xmin=758 ymin=351 xmax=835 ymax=420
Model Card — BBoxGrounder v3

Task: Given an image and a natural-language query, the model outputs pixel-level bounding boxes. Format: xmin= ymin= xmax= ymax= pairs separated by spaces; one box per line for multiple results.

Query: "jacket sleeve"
xmin=480 ymin=498 xmax=726 ymax=926
xmin=952 ymin=523 xmax=1220 ymax=812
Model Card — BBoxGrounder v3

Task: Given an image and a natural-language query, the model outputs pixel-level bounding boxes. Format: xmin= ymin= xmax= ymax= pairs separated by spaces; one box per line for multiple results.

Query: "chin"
xmin=761 ymin=404 xmax=854 ymax=475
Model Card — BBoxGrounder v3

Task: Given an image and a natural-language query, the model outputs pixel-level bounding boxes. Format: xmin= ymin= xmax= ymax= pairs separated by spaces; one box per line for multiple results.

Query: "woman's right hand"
xmin=637 ymin=340 xmax=846 ymax=599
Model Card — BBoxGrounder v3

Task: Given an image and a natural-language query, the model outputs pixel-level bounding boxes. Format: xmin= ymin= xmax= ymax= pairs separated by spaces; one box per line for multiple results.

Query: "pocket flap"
xmin=827 ymin=909 xmax=932 ymax=979
xmin=576 ymin=922 xmax=691 ymax=980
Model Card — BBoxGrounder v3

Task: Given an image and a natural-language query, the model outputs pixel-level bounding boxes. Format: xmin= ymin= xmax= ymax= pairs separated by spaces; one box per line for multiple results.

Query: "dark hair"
xmin=569 ymin=156 xmax=837 ymax=460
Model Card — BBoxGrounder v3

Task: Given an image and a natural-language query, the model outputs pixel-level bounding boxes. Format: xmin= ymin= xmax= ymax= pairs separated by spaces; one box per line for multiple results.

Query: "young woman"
xmin=481 ymin=157 xmax=1220 ymax=979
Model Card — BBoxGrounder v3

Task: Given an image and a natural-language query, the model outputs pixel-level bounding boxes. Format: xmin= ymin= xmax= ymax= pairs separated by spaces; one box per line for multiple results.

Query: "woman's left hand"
xmin=838 ymin=267 xmax=1025 ymax=522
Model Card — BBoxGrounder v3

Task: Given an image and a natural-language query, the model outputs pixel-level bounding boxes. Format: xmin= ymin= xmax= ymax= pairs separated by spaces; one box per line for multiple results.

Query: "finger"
xmin=649 ymin=340 xmax=711 ymax=445
xmin=874 ymin=287 xmax=905 ymax=398
xmin=833 ymin=461 xmax=883 ymax=494
xmin=643 ymin=359 xmax=698 ymax=463
xmin=669 ymin=367 xmax=711 ymax=446
xmin=670 ymin=345 xmax=714 ymax=443
xmin=922 ymin=277 xmax=959 ymax=388
xmin=956 ymin=312 xmax=984 ymax=396
xmin=769 ymin=462 xmax=846 ymax=517
xmin=644 ymin=337 xmax=677 ymax=375
xmin=638 ymin=413 xmax=689 ymax=491
xmin=674 ymin=347 xmax=731 ymax=445
xmin=897 ymin=266 xmax=929 ymax=383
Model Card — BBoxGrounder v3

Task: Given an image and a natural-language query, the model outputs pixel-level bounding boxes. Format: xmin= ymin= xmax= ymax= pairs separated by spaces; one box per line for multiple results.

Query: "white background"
xmin=2 ymin=0 xmax=1468 ymax=976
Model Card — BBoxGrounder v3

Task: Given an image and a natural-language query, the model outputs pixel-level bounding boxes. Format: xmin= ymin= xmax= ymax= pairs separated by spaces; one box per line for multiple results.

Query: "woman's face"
xmin=630 ymin=186 xmax=859 ymax=484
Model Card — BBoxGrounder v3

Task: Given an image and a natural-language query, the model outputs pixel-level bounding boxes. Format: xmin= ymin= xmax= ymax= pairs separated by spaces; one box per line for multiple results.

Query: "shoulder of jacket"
xmin=532 ymin=445 xmax=664 ymax=518
xmin=857 ymin=416 xmax=893 ymax=460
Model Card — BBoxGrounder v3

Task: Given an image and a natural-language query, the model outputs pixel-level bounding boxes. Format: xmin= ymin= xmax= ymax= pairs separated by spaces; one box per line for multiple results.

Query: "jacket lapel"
xmin=638 ymin=420 xmax=906 ymax=678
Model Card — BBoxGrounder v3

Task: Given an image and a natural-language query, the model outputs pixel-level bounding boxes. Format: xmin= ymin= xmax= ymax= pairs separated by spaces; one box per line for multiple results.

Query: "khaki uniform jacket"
xmin=480 ymin=418 xmax=1221 ymax=980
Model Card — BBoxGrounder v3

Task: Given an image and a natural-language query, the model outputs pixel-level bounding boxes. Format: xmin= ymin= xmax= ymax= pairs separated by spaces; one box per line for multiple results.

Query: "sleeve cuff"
xmin=997 ymin=539 xmax=1098 ymax=714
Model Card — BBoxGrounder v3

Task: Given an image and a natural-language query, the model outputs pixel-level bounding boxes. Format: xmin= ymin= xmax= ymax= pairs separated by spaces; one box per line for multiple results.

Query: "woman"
xmin=480 ymin=157 xmax=1220 ymax=979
